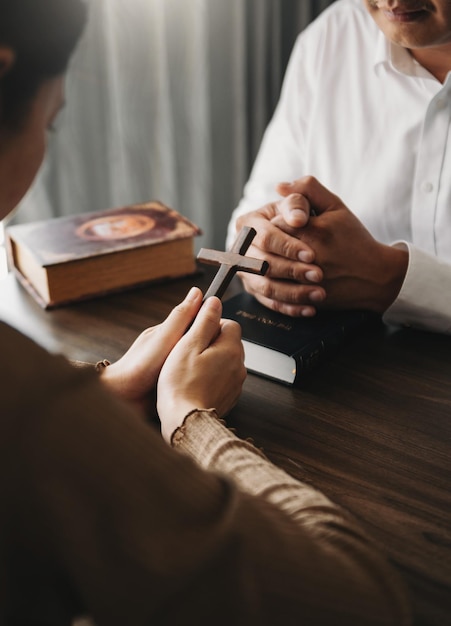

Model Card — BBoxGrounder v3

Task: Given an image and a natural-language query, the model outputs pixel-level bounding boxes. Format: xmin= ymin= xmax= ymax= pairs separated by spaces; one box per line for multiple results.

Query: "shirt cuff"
xmin=383 ymin=241 xmax=451 ymax=333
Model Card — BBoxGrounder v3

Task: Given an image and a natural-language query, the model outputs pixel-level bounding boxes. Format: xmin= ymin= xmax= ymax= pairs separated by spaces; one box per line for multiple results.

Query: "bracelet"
xmin=95 ymin=359 xmax=111 ymax=373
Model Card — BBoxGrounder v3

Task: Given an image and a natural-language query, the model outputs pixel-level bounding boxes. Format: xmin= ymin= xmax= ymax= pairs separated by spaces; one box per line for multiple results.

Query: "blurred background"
xmin=4 ymin=0 xmax=336 ymax=256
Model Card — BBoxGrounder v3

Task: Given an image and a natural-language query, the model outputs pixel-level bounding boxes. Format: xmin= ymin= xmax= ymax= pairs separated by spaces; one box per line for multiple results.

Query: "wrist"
xmin=159 ymin=400 xmax=216 ymax=443
xmin=373 ymin=244 xmax=409 ymax=313
xmin=169 ymin=407 xmax=219 ymax=445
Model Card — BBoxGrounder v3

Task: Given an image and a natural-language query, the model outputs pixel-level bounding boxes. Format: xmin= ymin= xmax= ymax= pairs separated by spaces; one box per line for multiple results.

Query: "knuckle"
xmin=286 ymin=263 xmax=300 ymax=281
xmin=141 ymin=326 xmax=157 ymax=338
xmin=227 ymin=319 xmax=242 ymax=336
xmin=172 ymin=301 xmax=189 ymax=316
xmin=269 ymin=299 xmax=284 ymax=314
xmin=236 ymin=206 xmax=268 ymax=230
xmin=236 ymin=214 xmax=247 ymax=229
xmin=259 ymin=281 xmax=276 ymax=300
xmin=257 ymin=227 xmax=274 ymax=251
xmin=280 ymin=238 xmax=294 ymax=258
xmin=239 ymin=271 xmax=264 ymax=291
xmin=302 ymin=174 xmax=317 ymax=186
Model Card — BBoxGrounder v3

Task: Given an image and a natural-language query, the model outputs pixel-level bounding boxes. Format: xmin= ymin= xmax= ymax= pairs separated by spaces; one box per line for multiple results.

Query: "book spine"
xmin=295 ymin=339 xmax=326 ymax=375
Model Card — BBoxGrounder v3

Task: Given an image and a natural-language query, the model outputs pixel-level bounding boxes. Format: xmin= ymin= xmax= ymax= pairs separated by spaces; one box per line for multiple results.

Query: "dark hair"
xmin=0 ymin=0 xmax=87 ymax=127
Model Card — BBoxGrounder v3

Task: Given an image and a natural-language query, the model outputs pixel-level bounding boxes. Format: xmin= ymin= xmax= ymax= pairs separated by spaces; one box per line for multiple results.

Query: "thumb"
xmin=277 ymin=176 xmax=340 ymax=216
xmin=158 ymin=286 xmax=203 ymax=345
xmin=185 ymin=296 xmax=222 ymax=351
xmin=273 ymin=191 xmax=310 ymax=228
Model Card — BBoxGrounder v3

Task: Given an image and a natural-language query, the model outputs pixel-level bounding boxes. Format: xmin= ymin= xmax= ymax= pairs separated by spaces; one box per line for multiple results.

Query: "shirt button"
xmin=421 ymin=181 xmax=434 ymax=193
xmin=435 ymin=98 xmax=446 ymax=110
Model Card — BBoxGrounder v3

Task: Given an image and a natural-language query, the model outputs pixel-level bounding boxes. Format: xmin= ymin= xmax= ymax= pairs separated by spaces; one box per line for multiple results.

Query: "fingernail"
xmin=305 ymin=270 xmax=320 ymax=282
xmin=309 ymin=290 xmax=325 ymax=302
xmin=186 ymin=287 xmax=199 ymax=301
xmin=298 ymin=250 xmax=313 ymax=262
xmin=290 ymin=208 xmax=305 ymax=220
xmin=279 ymin=181 xmax=292 ymax=187
xmin=204 ymin=296 xmax=222 ymax=311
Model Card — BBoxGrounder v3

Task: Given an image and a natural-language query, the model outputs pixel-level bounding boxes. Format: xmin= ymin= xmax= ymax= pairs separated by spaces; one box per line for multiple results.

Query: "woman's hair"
xmin=0 ymin=0 xmax=87 ymax=127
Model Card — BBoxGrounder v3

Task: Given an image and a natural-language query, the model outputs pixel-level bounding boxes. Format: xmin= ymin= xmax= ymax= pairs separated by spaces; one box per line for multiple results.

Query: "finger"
xmin=158 ymin=286 xmax=203 ymax=343
xmin=217 ymin=318 xmax=243 ymax=348
xmin=277 ymin=176 xmax=340 ymax=215
xmin=242 ymin=245 xmax=322 ymax=282
xmin=164 ymin=286 xmax=203 ymax=331
xmin=242 ymin=218 xmax=315 ymax=263
xmin=236 ymin=205 xmax=315 ymax=262
xmin=239 ymin=273 xmax=326 ymax=309
xmin=254 ymin=292 xmax=318 ymax=318
xmin=236 ymin=202 xmax=280 ymax=226
xmin=186 ymin=296 xmax=222 ymax=351
xmin=274 ymin=192 xmax=310 ymax=228
xmin=212 ymin=319 xmax=245 ymax=363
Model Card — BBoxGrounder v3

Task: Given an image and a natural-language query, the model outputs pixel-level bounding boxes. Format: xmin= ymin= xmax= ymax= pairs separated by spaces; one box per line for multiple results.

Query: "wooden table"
xmin=1 ymin=270 xmax=450 ymax=626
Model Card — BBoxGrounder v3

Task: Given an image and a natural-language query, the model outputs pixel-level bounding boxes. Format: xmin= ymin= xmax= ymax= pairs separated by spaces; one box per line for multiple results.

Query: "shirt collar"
xmin=373 ymin=30 xmax=436 ymax=80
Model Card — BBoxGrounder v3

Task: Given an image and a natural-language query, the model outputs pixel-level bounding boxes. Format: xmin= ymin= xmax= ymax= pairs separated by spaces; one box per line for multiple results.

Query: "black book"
xmin=221 ymin=292 xmax=381 ymax=386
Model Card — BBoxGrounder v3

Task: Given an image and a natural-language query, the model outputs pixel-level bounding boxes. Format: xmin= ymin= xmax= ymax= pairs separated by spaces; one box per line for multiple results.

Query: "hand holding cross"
xmin=197 ymin=226 xmax=269 ymax=301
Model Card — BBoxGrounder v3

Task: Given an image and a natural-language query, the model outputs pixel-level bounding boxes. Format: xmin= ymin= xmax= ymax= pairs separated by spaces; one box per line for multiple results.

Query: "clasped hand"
xmin=235 ymin=176 xmax=408 ymax=317
xmin=101 ymin=288 xmax=246 ymax=440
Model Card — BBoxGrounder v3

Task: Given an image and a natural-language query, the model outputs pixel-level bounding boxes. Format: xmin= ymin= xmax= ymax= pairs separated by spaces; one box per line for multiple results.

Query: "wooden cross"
xmin=197 ymin=226 xmax=269 ymax=301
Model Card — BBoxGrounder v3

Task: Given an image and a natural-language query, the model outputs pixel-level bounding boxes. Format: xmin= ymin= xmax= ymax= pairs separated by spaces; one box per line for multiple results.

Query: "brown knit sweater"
xmin=0 ymin=321 xmax=411 ymax=625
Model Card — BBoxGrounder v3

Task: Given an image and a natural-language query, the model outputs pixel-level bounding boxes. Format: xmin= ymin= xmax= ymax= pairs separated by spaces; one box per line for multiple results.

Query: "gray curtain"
xmin=13 ymin=0 xmax=335 ymax=250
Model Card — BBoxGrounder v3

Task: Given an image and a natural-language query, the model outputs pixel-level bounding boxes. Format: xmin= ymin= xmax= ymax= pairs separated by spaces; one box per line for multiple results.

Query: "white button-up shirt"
xmin=227 ymin=0 xmax=451 ymax=333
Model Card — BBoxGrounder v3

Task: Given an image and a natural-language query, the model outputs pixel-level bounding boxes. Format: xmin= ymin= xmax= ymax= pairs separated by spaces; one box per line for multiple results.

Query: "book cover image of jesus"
xmin=76 ymin=213 xmax=157 ymax=241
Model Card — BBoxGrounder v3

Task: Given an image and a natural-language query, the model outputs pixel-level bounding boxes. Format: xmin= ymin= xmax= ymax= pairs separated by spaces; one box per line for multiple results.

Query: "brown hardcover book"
xmin=6 ymin=201 xmax=201 ymax=308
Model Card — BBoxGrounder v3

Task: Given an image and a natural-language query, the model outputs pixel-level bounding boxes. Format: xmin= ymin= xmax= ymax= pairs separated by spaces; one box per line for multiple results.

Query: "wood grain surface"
xmin=1 ymin=269 xmax=450 ymax=626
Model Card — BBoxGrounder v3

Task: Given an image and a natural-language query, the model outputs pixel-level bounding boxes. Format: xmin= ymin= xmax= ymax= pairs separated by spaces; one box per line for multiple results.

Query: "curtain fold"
xmin=11 ymin=0 xmax=335 ymax=249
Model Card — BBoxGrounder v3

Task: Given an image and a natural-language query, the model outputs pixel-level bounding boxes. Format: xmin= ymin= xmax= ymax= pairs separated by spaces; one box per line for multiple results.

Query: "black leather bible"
xmin=222 ymin=292 xmax=380 ymax=386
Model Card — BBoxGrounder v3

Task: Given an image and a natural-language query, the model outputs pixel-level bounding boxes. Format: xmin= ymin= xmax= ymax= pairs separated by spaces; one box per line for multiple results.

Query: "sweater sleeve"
xmin=173 ymin=410 xmax=412 ymax=626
